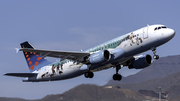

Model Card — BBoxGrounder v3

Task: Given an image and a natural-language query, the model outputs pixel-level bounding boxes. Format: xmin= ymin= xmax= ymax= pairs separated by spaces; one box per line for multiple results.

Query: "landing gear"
xmin=113 ymin=74 xmax=122 ymax=81
xmin=113 ymin=65 xmax=122 ymax=81
xmin=151 ymin=47 xmax=159 ymax=60
xmin=84 ymin=72 xmax=94 ymax=78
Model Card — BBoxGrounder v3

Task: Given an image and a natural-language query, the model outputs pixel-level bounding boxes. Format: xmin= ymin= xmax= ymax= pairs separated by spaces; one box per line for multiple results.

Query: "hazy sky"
xmin=1 ymin=0 xmax=180 ymax=99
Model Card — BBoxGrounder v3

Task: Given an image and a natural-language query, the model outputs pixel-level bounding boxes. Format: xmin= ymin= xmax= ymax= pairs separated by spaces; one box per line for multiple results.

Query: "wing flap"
xmin=4 ymin=73 xmax=37 ymax=77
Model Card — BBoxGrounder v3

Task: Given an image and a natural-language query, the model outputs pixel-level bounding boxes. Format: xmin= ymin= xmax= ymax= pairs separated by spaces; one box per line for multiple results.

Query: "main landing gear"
xmin=151 ymin=47 xmax=159 ymax=60
xmin=113 ymin=65 xmax=122 ymax=81
xmin=84 ymin=65 xmax=94 ymax=78
xmin=84 ymin=71 xmax=94 ymax=78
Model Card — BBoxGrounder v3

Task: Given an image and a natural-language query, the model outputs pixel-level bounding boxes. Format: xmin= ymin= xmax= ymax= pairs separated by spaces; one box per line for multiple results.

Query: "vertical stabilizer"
xmin=20 ymin=41 xmax=51 ymax=72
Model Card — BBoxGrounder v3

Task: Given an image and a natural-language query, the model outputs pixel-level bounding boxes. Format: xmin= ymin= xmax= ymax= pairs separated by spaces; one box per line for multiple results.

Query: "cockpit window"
xmin=162 ymin=26 xmax=167 ymax=28
xmin=154 ymin=26 xmax=167 ymax=31
xmin=154 ymin=28 xmax=157 ymax=31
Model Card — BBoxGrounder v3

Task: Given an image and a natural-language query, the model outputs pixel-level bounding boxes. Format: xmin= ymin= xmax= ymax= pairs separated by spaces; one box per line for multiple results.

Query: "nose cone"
xmin=164 ymin=28 xmax=175 ymax=41
xmin=168 ymin=29 xmax=175 ymax=39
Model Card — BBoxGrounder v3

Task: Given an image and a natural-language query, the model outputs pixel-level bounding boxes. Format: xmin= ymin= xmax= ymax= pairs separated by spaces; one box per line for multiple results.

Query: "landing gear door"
xmin=143 ymin=26 xmax=149 ymax=39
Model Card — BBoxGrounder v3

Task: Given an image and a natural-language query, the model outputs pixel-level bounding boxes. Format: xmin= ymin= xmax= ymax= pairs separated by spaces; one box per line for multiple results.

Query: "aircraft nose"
xmin=168 ymin=28 xmax=175 ymax=39
xmin=164 ymin=28 xmax=175 ymax=40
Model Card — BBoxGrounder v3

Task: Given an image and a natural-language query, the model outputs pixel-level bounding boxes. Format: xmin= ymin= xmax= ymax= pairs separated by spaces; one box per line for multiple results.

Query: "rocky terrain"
xmin=106 ymin=55 xmax=180 ymax=85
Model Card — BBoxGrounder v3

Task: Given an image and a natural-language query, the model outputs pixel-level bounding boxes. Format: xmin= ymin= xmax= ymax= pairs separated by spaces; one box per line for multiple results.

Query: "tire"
xmin=84 ymin=72 xmax=89 ymax=78
xmin=84 ymin=72 xmax=94 ymax=78
xmin=113 ymin=74 xmax=117 ymax=80
xmin=113 ymin=74 xmax=122 ymax=81
xmin=153 ymin=55 xmax=159 ymax=60
xmin=117 ymin=74 xmax=122 ymax=81
xmin=89 ymin=72 xmax=94 ymax=78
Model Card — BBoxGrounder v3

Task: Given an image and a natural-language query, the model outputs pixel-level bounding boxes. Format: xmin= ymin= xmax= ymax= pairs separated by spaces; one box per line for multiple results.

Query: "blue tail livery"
xmin=20 ymin=41 xmax=51 ymax=73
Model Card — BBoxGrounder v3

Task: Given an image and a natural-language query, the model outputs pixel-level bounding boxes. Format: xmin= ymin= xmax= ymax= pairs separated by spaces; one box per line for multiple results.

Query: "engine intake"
xmin=129 ymin=54 xmax=152 ymax=69
xmin=88 ymin=50 xmax=111 ymax=64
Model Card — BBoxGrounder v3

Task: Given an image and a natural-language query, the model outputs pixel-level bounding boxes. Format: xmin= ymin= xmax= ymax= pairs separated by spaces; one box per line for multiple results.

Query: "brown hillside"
xmin=106 ymin=55 xmax=180 ymax=85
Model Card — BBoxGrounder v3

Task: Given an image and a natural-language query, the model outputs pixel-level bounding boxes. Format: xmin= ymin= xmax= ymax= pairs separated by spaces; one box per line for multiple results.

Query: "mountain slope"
xmin=106 ymin=55 xmax=180 ymax=85
xmin=0 ymin=84 xmax=148 ymax=101
xmin=0 ymin=97 xmax=28 ymax=101
xmin=171 ymin=95 xmax=180 ymax=101
xmin=112 ymin=71 xmax=180 ymax=98
xmin=60 ymin=84 xmax=147 ymax=101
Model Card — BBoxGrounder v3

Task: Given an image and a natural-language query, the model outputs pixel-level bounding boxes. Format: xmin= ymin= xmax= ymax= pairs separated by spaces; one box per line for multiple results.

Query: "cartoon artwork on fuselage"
xmin=129 ymin=32 xmax=143 ymax=46
xmin=119 ymin=32 xmax=143 ymax=48
xmin=40 ymin=63 xmax=64 ymax=78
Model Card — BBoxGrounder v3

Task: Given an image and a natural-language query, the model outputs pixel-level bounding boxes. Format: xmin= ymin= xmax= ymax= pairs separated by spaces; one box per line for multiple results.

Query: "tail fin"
xmin=20 ymin=41 xmax=51 ymax=72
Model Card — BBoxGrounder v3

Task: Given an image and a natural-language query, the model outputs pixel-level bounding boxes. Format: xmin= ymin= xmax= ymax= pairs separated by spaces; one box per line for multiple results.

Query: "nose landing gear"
xmin=152 ymin=47 xmax=159 ymax=60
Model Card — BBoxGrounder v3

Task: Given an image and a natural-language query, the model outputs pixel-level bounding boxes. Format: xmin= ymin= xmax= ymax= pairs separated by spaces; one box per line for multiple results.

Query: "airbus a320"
xmin=4 ymin=24 xmax=175 ymax=82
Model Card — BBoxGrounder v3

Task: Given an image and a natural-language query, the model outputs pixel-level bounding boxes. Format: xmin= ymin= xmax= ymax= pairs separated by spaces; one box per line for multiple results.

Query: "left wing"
xmin=4 ymin=73 xmax=37 ymax=77
xmin=19 ymin=48 xmax=90 ymax=62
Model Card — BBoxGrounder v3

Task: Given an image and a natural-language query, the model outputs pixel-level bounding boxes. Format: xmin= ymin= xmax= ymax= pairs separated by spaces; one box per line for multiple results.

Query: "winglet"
xmin=15 ymin=48 xmax=20 ymax=53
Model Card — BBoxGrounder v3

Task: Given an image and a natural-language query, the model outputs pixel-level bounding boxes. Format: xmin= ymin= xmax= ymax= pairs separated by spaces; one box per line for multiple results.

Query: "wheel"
xmin=84 ymin=72 xmax=94 ymax=78
xmin=156 ymin=55 xmax=159 ymax=59
xmin=117 ymin=74 xmax=122 ymax=81
xmin=84 ymin=72 xmax=89 ymax=78
xmin=113 ymin=74 xmax=117 ymax=80
xmin=153 ymin=55 xmax=159 ymax=60
xmin=113 ymin=74 xmax=122 ymax=81
xmin=89 ymin=72 xmax=94 ymax=78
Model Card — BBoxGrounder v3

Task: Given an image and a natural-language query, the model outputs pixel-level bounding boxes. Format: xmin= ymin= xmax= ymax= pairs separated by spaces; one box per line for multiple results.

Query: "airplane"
xmin=4 ymin=24 xmax=175 ymax=82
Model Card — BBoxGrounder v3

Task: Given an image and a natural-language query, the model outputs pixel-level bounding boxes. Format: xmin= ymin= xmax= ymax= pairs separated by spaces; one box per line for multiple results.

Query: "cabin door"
xmin=143 ymin=26 xmax=149 ymax=39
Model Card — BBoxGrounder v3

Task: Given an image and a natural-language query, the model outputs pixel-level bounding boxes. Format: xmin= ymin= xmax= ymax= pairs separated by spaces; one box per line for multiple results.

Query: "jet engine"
xmin=128 ymin=54 xmax=152 ymax=69
xmin=88 ymin=50 xmax=111 ymax=64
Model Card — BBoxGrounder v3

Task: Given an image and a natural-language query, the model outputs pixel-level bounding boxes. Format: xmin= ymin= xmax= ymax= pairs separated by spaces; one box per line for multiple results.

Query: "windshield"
xmin=154 ymin=26 xmax=167 ymax=31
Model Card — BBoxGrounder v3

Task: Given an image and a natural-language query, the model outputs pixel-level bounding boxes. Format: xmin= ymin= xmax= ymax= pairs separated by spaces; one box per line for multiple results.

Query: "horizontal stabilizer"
xmin=4 ymin=73 xmax=37 ymax=77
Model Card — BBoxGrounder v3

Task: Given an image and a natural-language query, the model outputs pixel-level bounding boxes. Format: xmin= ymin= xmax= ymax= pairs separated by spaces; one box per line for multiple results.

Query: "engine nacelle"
xmin=128 ymin=54 xmax=152 ymax=69
xmin=88 ymin=50 xmax=111 ymax=64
